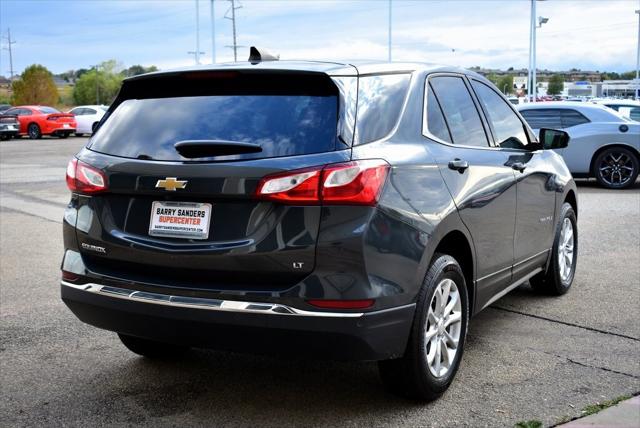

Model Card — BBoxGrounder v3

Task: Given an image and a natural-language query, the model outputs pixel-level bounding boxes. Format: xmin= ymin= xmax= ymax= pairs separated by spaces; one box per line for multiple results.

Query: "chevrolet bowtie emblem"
xmin=155 ymin=177 xmax=188 ymax=191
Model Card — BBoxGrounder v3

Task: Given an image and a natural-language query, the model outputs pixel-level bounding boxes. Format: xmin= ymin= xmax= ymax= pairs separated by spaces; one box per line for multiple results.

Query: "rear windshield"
xmin=89 ymin=73 xmax=340 ymax=162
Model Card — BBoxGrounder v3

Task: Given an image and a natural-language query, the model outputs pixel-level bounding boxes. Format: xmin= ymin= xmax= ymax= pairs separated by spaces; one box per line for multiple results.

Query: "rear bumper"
xmin=61 ymin=281 xmax=415 ymax=361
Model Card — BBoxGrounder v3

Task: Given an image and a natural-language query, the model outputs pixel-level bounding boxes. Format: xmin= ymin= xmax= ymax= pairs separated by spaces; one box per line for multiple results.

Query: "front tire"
xmin=530 ymin=202 xmax=577 ymax=295
xmin=118 ymin=333 xmax=189 ymax=359
xmin=593 ymin=147 xmax=639 ymax=189
xmin=378 ymin=253 xmax=468 ymax=401
xmin=27 ymin=123 xmax=42 ymax=139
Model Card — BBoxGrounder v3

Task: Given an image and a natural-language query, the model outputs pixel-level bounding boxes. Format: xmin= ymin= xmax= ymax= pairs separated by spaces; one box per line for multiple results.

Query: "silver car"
xmin=518 ymin=102 xmax=639 ymax=189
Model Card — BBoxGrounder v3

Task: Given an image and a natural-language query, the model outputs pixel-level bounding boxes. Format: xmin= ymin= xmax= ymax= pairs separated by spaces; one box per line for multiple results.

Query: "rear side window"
xmin=429 ymin=76 xmax=488 ymax=147
xmin=89 ymin=73 xmax=340 ymax=162
xmin=520 ymin=109 xmax=562 ymax=129
xmin=425 ymin=87 xmax=452 ymax=143
xmin=471 ymin=80 xmax=529 ymax=149
xmin=559 ymin=109 xmax=589 ymax=128
xmin=355 ymin=74 xmax=410 ymax=145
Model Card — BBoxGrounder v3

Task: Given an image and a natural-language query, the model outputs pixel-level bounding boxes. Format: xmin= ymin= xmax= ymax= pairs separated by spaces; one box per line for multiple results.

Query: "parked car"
xmin=0 ymin=104 xmax=12 ymax=113
xmin=4 ymin=105 xmax=77 ymax=139
xmin=61 ymin=56 xmax=578 ymax=401
xmin=594 ymin=99 xmax=640 ymax=122
xmin=0 ymin=113 xmax=20 ymax=140
xmin=68 ymin=105 xmax=108 ymax=136
xmin=518 ymin=102 xmax=639 ymax=189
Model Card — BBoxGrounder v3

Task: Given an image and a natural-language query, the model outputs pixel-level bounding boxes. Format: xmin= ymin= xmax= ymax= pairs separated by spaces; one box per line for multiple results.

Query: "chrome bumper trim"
xmin=61 ymin=281 xmax=365 ymax=318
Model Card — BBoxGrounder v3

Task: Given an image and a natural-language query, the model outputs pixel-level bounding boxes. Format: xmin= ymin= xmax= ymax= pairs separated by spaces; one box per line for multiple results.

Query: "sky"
xmin=0 ymin=0 xmax=638 ymax=77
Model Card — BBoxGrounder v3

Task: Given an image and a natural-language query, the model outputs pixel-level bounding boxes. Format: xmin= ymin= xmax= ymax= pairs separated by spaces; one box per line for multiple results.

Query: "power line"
xmin=2 ymin=28 xmax=16 ymax=81
xmin=224 ymin=0 xmax=242 ymax=61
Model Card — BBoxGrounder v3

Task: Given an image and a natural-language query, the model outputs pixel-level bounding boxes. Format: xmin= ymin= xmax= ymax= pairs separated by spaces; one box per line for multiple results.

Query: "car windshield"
xmin=38 ymin=107 xmax=60 ymax=114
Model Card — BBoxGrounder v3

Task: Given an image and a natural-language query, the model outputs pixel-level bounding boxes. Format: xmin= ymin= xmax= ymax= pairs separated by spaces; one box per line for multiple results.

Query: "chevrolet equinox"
xmin=61 ymin=53 xmax=578 ymax=400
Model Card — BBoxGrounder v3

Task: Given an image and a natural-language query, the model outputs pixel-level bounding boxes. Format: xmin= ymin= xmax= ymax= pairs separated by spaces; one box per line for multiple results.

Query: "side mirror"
xmin=539 ymin=128 xmax=570 ymax=150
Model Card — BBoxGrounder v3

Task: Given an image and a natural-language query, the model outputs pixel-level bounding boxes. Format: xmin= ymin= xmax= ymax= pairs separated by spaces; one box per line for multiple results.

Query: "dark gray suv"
xmin=61 ymin=57 xmax=578 ymax=400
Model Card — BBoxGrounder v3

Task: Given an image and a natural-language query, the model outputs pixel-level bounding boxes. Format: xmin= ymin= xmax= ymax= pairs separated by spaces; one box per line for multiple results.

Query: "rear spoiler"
xmin=47 ymin=113 xmax=74 ymax=120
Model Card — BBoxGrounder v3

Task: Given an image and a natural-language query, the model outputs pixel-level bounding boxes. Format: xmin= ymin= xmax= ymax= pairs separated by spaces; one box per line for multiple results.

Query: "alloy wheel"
xmin=425 ymin=278 xmax=462 ymax=378
xmin=598 ymin=152 xmax=635 ymax=187
xmin=558 ymin=218 xmax=575 ymax=283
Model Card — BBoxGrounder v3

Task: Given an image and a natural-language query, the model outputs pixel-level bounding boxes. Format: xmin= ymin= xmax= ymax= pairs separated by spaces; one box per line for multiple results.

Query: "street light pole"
xmin=635 ymin=9 xmax=639 ymax=100
xmin=388 ymin=0 xmax=392 ymax=62
xmin=195 ymin=0 xmax=201 ymax=64
xmin=211 ymin=0 xmax=216 ymax=64
xmin=528 ymin=0 xmax=534 ymax=102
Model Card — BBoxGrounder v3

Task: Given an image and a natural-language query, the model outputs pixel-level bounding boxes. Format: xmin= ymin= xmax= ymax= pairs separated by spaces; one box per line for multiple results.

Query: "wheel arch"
xmin=431 ymin=230 xmax=475 ymax=315
xmin=589 ymin=143 xmax=640 ymax=177
xmin=564 ymin=189 xmax=578 ymax=219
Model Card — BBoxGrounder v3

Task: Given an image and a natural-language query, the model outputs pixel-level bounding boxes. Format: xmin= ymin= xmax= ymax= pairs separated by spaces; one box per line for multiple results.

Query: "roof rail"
xmin=249 ymin=46 xmax=280 ymax=64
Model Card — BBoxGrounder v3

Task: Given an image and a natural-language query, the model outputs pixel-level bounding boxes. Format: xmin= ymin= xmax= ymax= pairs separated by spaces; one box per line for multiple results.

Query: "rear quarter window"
xmin=354 ymin=74 xmax=411 ymax=145
xmin=559 ymin=109 xmax=590 ymax=128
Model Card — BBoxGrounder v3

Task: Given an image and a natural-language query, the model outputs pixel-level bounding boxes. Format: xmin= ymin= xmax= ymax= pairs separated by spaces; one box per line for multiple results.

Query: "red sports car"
xmin=5 ymin=105 xmax=77 ymax=139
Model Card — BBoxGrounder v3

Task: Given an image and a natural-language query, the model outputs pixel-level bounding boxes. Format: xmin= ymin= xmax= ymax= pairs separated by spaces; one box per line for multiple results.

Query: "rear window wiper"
xmin=174 ymin=140 xmax=262 ymax=158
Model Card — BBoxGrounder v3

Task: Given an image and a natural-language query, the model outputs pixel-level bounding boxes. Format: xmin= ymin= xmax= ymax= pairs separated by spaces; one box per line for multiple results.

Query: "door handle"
xmin=511 ymin=162 xmax=526 ymax=172
xmin=448 ymin=159 xmax=469 ymax=173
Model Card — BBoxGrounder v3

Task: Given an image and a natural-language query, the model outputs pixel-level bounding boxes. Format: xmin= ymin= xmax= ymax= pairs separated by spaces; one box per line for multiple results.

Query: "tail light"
xmin=255 ymin=159 xmax=390 ymax=206
xmin=66 ymin=158 xmax=107 ymax=194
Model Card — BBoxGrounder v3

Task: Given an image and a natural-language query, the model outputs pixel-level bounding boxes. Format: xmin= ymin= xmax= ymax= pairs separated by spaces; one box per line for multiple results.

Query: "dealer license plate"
xmin=149 ymin=201 xmax=212 ymax=240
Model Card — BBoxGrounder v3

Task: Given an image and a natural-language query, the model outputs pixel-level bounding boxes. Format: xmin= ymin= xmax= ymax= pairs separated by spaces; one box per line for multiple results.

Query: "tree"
xmin=485 ymin=73 xmax=499 ymax=85
xmin=121 ymin=64 xmax=158 ymax=77
xmin=11 ymin=64 xmax=58 ymax=106
xmin=547 ymin=74 xmax=564 ymax=96
xmin=496 ymin=75 xmax=514 ymax=95
xmin=73 ymin=60 xmax=124 ymax=105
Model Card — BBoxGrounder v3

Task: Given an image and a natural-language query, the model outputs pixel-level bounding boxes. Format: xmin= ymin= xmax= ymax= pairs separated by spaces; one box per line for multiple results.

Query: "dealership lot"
xmin=1 ymin=138 xmax=638 ymax=427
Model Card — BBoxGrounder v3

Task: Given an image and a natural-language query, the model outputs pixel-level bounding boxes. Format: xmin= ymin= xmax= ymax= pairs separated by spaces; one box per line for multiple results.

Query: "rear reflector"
xmin=307 ymin=299 xmax=375 ymax=309
xmin=66 ymin=158 xmax=108 ymax=194
xmin=255 ymin=159 xmax=389 ymax=206
xmin=61 ymin=270 xmax=79 ymax=281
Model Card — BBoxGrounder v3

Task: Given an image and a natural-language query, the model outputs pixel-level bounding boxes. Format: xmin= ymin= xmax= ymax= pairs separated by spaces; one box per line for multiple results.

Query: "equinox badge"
xmin=156 ymin=177 xmax=188 ymax=191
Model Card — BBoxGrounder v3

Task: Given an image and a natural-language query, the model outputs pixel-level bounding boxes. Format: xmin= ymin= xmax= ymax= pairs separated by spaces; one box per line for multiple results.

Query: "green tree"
xmin=73 ymin=60 xmax=123 ymax=105
xmin=122 ymin=64 xmax=159 ymax=77
xmin=547 ymin=74 xmax=564 ymax=96
xmin=11 ymin=64 xmax=59 ymax=105
xmin=496 ymin=75 xmax=514 ymax=95
xmin=485 ymin=73 xmax=499 ymax=85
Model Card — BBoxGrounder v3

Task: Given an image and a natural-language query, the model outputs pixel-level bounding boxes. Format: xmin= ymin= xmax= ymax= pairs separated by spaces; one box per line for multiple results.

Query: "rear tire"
xmin=530 ymin=203 xmax=577 ymax=295
xmin=378 ymin=253 xmax=468 ymax=401
xmin=75 ymin=132 xmax=84 ymax=137
xmin=593 ymin=147 xmax=639 ymax=189
xmin=27 ymin=123 xmax=41 ymax=139
xmin=118 ymin=333 xmax=189 ymax=359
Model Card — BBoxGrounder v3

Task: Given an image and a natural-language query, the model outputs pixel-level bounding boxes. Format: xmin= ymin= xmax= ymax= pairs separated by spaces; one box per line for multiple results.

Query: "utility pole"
xmin=388 ymin=0 xmax=392 ymax=62
xmin=210 ymin=0 xmax=216 ymax=64
xmin=225 ymin=0 xmax=242 ymax=61
xmin=2 ymin=28 xmax=16 ymax=81
xmin=91 ymin=64 xmax=100 ymax=105
xmin=527 ymin=0 xmax=533 ymax=102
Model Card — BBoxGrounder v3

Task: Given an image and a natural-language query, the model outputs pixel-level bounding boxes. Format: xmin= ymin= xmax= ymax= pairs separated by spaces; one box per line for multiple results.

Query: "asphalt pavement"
xmin=1 ymin=137 xmax=639 ymax=427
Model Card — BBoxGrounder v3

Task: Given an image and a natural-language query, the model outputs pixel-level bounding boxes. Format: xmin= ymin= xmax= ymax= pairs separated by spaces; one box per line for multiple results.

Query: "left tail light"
xmin=66 ymin=158 xmax=107 ymax=194
xmin=255 ymin=159 xmax=390 ymax=206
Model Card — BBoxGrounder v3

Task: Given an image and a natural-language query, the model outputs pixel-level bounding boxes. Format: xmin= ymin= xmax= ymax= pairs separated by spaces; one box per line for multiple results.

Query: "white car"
xmin=594 ymin=99 xmax=640 ymax=122
xmin=518 ymin=102 xmax=639 ymax=189
xmin=68 ymin=105 xmax=108 ymax=136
